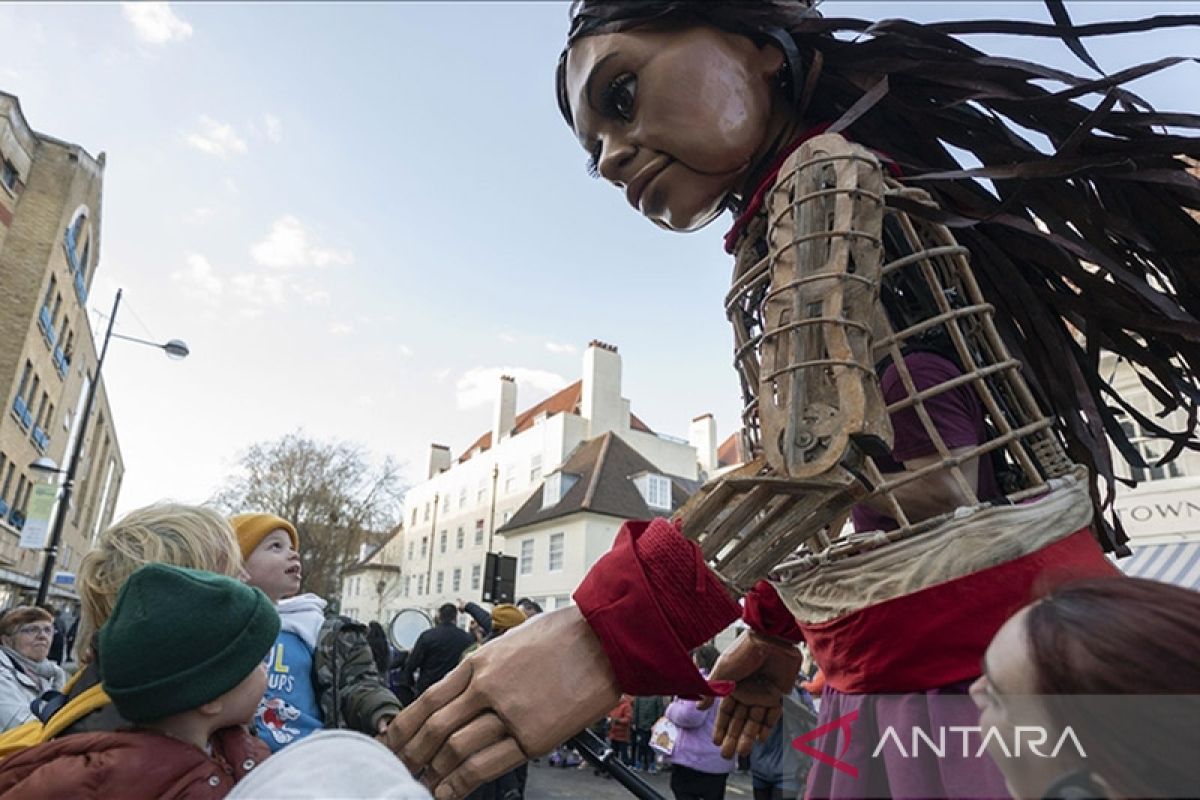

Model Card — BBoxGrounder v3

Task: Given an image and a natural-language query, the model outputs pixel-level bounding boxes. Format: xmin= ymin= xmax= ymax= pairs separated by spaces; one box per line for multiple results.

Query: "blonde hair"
xmin=77 ymin=503 xmax=242 ymax=662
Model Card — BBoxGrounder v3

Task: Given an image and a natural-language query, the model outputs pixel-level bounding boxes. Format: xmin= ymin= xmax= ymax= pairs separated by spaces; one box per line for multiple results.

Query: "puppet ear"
xmin=761 ymin=27 xmax=804 ymax=108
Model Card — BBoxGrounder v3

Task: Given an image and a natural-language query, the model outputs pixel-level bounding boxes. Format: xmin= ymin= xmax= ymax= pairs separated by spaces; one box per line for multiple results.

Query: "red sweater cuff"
xmin=573 ymin=518 xmax=741 ymax=698
xmin=742 ymin=580 xmax=805 ymax=644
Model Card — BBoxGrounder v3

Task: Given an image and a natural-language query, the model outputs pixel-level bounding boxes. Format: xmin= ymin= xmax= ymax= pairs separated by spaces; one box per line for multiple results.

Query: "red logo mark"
xmin=792 ymin=709 xmax=860 ymax=778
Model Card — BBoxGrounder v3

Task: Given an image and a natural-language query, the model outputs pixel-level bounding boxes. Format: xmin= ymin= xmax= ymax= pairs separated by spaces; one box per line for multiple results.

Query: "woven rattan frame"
xmin=676 ymin=134 xmax=1077 ymax=594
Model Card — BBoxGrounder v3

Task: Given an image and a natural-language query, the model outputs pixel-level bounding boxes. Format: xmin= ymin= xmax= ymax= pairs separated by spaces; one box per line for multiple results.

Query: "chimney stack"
xmin=428 ymin=443 xmax=450 ymax=479
xmin=689 ymin=413 xmax=718 ymax=478
xmin=582 ymin=340 xmax=623 ymax=437
xmin=493 ymin=375 xmax=517 ymax=445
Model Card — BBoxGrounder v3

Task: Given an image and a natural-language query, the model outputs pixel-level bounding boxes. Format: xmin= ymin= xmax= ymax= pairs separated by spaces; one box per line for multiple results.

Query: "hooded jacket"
xmin=0 ymin=725 xmax=267 ymax=799
xmin=279 ymin=594 xmax=401 ymax=735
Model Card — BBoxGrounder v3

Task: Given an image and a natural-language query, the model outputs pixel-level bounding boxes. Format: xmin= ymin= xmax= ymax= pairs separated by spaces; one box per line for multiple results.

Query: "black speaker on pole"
xmin=481 ymin=552 xmax=517 ymax=604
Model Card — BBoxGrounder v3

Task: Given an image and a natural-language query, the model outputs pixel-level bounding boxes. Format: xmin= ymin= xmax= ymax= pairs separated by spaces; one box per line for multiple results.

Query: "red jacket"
xmin=0 ymin=725 xmax=269 ymax=799
xmin=607 ymin=697 xmax=633 ymax=743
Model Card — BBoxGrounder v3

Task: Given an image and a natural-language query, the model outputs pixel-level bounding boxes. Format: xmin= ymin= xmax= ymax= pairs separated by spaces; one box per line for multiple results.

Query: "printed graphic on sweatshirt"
xmin=254 ymin=632 xmax=323 ymax=752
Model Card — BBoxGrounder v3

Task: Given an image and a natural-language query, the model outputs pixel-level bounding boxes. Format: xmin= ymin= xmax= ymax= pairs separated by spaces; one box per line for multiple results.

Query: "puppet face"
xmin=563 ymin=27 xmax=783 ymax=231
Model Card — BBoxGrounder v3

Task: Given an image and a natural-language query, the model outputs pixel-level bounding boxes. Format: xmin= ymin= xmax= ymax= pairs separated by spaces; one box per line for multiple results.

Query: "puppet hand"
xmin=386 ymin=606 xmax=620 ymax=800
xmin=697 ymin=629 xmax=803 ymax=758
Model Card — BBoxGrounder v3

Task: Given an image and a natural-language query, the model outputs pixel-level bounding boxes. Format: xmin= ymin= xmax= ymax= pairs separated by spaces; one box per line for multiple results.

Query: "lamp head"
xmin=163 ymin=339 xmax=189 ymax=360
xmin=29 ymin=457 xmax=62 ymax=475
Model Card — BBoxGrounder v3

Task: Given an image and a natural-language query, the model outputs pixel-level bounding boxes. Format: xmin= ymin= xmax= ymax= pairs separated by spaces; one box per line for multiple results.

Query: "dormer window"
xmin=541 ymin=470 xmax=579 ymax=509
xmin=642 ymin=474 xmax=672 ymax=510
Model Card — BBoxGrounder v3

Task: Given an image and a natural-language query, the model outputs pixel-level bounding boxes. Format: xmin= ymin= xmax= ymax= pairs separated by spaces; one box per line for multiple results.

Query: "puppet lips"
xmin=625 ymin=158 xmax=672 ymax=211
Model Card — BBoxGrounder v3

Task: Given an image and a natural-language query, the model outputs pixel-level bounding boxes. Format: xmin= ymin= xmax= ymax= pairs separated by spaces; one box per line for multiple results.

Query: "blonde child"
xmin=0 ymin=564 xmax=277 ymax=797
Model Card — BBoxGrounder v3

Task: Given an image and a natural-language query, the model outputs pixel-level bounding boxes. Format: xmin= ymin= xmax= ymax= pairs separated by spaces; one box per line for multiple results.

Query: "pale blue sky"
xmin=0 ymin=2 xmax=1195 ymax=515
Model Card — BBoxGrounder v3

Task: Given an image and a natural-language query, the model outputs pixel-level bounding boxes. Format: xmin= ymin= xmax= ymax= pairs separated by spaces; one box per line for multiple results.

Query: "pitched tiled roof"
xmin=457 ymin=380 xmax=653 ymax=463
xmin=498 ymin=432 xmax=698 ymax=534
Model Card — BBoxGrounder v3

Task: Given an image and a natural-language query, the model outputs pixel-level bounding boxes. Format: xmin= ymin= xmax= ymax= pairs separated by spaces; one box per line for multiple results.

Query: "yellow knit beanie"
xmin=491 ymin=603 xmax=526 ymax=632
xmin=230 ymin=513 xmax=299 ymax=559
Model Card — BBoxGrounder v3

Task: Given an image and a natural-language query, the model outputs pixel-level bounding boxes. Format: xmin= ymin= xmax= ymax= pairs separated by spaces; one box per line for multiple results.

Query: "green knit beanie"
xmin=99 ymin=563 xmax=280 ymax=723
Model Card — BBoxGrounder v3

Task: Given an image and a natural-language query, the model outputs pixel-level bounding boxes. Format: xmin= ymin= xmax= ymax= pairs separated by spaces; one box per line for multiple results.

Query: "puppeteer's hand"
xmin=386 ymin=606 xmax=620 ymax=800
xmin=698 ymin=629 xmax=803 ymax=759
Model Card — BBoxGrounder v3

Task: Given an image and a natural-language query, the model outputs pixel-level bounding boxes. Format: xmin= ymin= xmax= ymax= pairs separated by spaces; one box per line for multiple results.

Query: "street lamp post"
xmin=31 ymin=288 xmax=188 ymax=605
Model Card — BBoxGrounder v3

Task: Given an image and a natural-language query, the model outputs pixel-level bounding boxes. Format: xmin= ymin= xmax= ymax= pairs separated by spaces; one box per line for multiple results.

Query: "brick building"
xmin=0 ymin=91 xmax=123 ymax=606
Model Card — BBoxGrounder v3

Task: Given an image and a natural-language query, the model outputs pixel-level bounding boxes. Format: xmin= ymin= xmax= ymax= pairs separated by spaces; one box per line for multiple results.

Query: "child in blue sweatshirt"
xmin=232 ymin=513 xmax=400 ymax=752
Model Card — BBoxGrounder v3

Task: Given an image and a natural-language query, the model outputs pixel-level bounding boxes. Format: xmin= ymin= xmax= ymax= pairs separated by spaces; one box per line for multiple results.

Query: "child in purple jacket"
xmin=666 ymin=645 xmax=734 ymax=800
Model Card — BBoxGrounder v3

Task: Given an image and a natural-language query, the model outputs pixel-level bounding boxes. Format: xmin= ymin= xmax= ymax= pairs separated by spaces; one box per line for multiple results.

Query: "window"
xmin=452 ymin=568 xmax=462 ymax=592
xmin=646 ymin=475 xmax=672 ymax=510
xmin=477 ymin=478 xmax=487 ymax=504
xmin=411 ymin=508 xmax=418 ymax=527
xmin=504 ymin=463 xmax=516 ymax=494
xmin=417 ymin=575 xmax=425 ymax=595
xmin=435 ymin=570 xmax=444 ymax=594
xmin=420 ymin=537 xmax=427 ymax=557
xmin=42 ymin=276 xmax=57 ymax=310
xmin=404 ymin=576 xmax=411 ymax=597
xmin=0 ymin=159 xmax=16 ymax=192
xmin=474 ymin=519 xmax=485 ymax=545
xmin=471 ymin=564 xmax=481 ymax=590
xmin=1119 ymin=415 xmax=1183 ymax=482
xmin=548 ymin=533 xmax=564 ymax=572
xmin=439 ymin=530 xmax=447 ymax=554
xmin=502 ymin=509 xmax=512 ymax=524
xmin=458 ymin=486 xmax=467 ymax=508
xmin=519 ymin=539 xmax=534 ymax=576
xmin=423 ymin=502 xmax=430 ymax=521
xmin=408 ymin=541 xmax=414 ymax=561
xmin=530 ymin=454 xmax=542 ymax=484
xmin=442 ymin=495 xmax=450 ymax=514
xmin=553 ymin=595 xmax=572 ymax=610
xmin=456 ymin=527 xmax=465 ymax=550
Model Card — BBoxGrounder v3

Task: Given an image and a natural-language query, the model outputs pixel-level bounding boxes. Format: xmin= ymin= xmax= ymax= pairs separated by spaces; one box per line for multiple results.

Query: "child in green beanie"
xmin=0 ymin=564 xmax=279 ymax=799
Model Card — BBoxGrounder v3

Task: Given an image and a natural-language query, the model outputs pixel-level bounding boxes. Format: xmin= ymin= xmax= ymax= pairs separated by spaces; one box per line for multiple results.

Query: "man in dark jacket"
xmin=402 ymin=604 xmax=473 ymax=696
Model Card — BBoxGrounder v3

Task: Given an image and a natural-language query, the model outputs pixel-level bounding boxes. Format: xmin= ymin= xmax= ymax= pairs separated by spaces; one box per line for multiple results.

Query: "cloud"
xmin=263 ymin=114 xmax=283 ymax=143
xmin=544 ymin=340 xmax=577 ymax=355
xmin=231 ymin=272 xmax=287 ymax=311
xmin=499 ymin=332 xmax=517 ymax=343
xmin=122 ymin=2 xmax=193 ymax=44
xmin=250 ymin=216 xmax=353 ymax=269
xmin=186 ymin=116 xmax=247 ymax=158
xmin=398 ymin=344 xmax=413 ymax=357
xmin=297 ymin=285 xmax=331 ymax=306
xmin=455 ymin=367 xmax=567 ymax=410
xmin=171 ymin=253 xmax=222 ymax=298
xmin=223 ymin=177 xmax=239 ymax=194
xmin=329 ymin=322 xmax=353 ymax=336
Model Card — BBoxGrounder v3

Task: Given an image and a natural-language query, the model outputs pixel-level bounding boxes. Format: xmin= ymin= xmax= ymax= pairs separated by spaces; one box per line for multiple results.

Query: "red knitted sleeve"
xmin=573 ymin=518 xmax=741 ymax=698
xmin=742 ymin=580 xmax=805 ymax=643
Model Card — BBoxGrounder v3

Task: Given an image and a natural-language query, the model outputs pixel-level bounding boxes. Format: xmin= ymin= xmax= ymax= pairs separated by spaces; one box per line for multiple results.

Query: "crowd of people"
xmin=0 ymin=501 xmax=1187 ymax=800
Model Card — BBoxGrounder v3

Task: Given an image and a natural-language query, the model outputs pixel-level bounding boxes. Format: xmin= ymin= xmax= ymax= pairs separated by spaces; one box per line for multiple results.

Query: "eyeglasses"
xmin=15 ymin=624 xmax=53 ymax=637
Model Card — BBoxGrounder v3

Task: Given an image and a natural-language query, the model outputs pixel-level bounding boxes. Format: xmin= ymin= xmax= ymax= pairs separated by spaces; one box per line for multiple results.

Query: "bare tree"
xmin=213 ymin=432 xmax=406 ymax=602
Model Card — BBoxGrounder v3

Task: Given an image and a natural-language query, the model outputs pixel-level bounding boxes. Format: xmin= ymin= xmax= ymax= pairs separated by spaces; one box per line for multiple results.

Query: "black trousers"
xmin=670 ymin=764 xmax=729 ymax=800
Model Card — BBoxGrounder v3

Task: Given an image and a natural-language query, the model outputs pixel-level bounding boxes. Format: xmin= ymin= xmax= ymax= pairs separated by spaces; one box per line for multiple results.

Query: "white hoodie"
xmin=277 ymin=593 xmax=327 ymax=651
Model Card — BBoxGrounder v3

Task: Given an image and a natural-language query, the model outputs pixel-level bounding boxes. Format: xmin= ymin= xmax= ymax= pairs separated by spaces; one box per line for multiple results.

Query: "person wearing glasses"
xmin=0 ymin=606 xmax=66 ymax=731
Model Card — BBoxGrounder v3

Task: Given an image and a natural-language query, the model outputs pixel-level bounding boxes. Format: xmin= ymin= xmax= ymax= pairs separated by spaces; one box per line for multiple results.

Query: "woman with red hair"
xmin=974 ymin=577 xmax=1200 ymax=799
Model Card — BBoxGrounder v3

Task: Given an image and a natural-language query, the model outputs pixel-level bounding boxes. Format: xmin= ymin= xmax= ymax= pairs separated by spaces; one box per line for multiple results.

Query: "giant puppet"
xmin=389 ymin=2 xmax=1200 ymax=798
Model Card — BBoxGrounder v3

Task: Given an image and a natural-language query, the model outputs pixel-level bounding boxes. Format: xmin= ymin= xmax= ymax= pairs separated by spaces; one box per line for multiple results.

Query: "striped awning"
xmin=1115 ymin=541 xmax=1200 ymax=590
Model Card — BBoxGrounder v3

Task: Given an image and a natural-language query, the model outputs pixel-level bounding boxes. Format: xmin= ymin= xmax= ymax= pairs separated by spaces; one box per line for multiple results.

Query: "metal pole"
xmin=567 ymin=729 xmax=665 ymax=800
xmin=36 ymin=289 xmax=121 ymax=605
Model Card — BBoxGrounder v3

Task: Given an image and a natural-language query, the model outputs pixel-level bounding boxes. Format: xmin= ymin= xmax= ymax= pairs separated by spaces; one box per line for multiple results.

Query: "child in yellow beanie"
xmin=230 ymin=513 xmax=400 ymax=752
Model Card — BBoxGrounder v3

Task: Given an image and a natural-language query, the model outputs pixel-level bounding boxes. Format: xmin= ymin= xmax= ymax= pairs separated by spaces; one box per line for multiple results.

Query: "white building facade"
xmin=394 ymin=341 xmax=715 ymax=618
